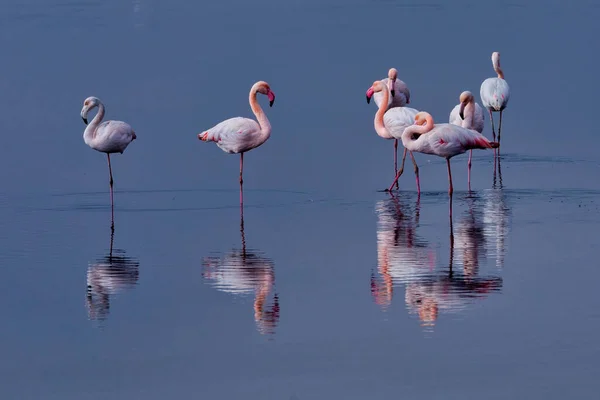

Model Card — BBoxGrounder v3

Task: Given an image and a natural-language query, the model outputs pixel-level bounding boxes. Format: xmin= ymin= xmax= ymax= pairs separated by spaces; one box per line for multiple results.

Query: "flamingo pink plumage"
xmin=388 ymin=112 xmax=498 ymax=196
xmin=198 ymin=81 xmax=275 ymax=205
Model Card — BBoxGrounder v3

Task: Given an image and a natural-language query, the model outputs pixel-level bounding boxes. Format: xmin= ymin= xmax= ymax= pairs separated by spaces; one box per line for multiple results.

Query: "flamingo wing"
xmin=480 ymin=78 xmax=510 ymax=111
xmin=384 ymin=107 xmax=419 ymax=139
xmin=201 ymin=117 xmax=261 ymax=154
xmin=427 ymin=124 xmax=494 ymax=158
xmin=94 ymin=120 xmax=136 ymax=153
xmin=449 ymin=103 xmax=485 ymax=133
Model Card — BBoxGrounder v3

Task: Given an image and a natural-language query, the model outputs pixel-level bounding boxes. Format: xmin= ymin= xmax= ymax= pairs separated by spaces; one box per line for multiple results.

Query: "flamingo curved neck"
xmin=249 ymin=85 xmax=271 ymax=138
xmin=401 ymin=115 xmax=434 ymax=151
xmin=463 ymin=102 xmax=475 ymax=127
xmin=84 ymin=102 xmax=105 ymax=145
xmin=374 ymin=86 xmax=392 ymax=139
xmin=493 ymin=60 xmax=504 ymax=79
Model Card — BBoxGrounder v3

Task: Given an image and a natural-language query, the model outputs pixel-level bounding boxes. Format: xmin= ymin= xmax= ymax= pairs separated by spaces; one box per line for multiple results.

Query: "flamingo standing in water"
xmin=449 ymin=91 xmax=485 ymax=189
xmin=480 ymin=52 xmax=510 ymax=147
xmin=366 ymin=80 xmax=420 ymax=192
xmin=198 ymin=81 xmax=275 ymax=205
xmin=388 ymin=112 xmax=499 ymax=198
xmin=80 ymin=96 xmax=137 ymax=229
xmin=368 ymin=68 xmax=411 ymax=180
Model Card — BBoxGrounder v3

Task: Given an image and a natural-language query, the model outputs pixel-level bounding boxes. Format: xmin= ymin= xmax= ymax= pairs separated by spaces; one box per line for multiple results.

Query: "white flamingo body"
xmin=80 ymin=96 xmax=136 ymax=229
xmin=383 ymin=106 xmax=420 ymax=138
xmin=480 ymin=52 xmax=510 ymax=144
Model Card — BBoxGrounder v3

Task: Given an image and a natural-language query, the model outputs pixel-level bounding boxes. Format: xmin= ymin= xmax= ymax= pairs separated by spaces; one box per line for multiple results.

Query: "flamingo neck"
xmin=249 ymin=85 xmax=271 ymax=139
xmin=493 ymin=60 xmax=504 ymax=79
xmin=463 ymin=102 xmax=475 ymax=128
xmin=84 ymin=102 xmax=105 ymax=145
xmin=401 ymin=114 xmax=434 ymax=150
xmin=374 ymin=86 xmax=392 ymax=139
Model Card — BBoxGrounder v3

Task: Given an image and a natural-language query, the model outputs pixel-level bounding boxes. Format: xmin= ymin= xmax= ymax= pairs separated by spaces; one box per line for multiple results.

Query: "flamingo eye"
xmin=84 ymin=100 xmax=89 ymax=106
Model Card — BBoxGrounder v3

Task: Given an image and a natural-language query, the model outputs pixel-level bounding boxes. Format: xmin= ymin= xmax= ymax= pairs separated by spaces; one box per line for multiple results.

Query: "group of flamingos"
xmin=80 ymin=51 xmax=509 ymax=226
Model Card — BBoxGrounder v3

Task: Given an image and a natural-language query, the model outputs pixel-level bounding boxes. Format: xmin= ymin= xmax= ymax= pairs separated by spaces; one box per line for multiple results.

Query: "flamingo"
xmin=80 ymin=96 xmax=137 ymax=230
xmin=480 ymin=52 xmax=510 ymax=147
xmin=449 ymin=91 xmax=485 ymax=189
xmin=388 ymin=112 xmax=499 ymax=198
xmin=366 ymin=80 xmax=421 ymax=192
xmin=368 ymin=68 xmax=411 ymax=180
xmin=198 ymin=81 xmax=275 ymax=206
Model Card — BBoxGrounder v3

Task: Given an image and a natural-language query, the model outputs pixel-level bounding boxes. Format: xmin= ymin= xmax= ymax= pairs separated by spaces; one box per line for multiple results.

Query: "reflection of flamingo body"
xmin=449 ymin=91 xmax=485 ymax=189
xmin=86 ymin=230 xmax=140 ymax=321
xmin=366 ymin=80 xmax=420 ymax=192
xmin=389 ymin=112 xmax=499 ymax=196
xmin=198 ymin=81 xmax=275 ymax=206
xmin=480 ymin=52 xmax=510 ymax=146
xmin=202 ymin=215 xmax=279 ymax=335
xmin=80 ymin=96 xmax=137 ymax=229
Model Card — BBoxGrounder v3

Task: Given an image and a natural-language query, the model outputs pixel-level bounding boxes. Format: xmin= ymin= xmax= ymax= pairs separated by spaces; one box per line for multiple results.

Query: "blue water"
xmin=1 ymin=0 xmax=600 ymax=398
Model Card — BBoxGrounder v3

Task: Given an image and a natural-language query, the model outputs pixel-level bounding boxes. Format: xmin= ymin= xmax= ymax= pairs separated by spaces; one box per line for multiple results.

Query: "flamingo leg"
xmin=409 ymin=151 xmax=420 ymax=194
xmin=239 ymin=153 xmax=244 ymax=206
xmin=394 ymin=140 xmax=399 ymax=189
xmin=467 ymin=149 xmax=473 ymax=192
xmin=387 ymin=148 xmax=408 ymax=192
xmin=107 ymin=154 xmax=114 ymax=230
xmin=498 ymin=109 xmax=503 ymax=148
xmin=488 ymin=108 xmax=497 ymax=157
xmin=446 ymin=158 xmax=453 ymax=197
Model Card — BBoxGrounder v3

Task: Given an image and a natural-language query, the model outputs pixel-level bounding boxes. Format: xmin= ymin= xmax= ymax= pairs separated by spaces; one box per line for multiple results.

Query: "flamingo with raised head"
xmin=80 ymin=96 xmax=137 ymax=229
xmin=368 ymin=68 xmax=411 ymax=178
xmin=366 ymin=80 xmax=420 ymax=192
xmin=198 ymin=81 xmax=275 ymax=205
xmin=388 ymin=112 xmax=499 ymax=198
xmin=480 ymin=52 xmax=510 ymax=147
xmin=449 ymin=91 xmax=485 ymax=189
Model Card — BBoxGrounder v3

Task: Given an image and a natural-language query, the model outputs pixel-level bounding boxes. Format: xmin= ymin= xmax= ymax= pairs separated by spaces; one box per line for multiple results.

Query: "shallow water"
xmin=2 ymin=0 xmax=600 ymax=398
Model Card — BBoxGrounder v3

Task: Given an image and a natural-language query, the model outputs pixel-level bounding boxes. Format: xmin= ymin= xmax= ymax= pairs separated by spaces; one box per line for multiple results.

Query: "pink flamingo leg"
xmin=467 ymin=149 xmax=472 ymax=192
xmin=239 ymin=153 xmax=244 ymax=206
xmin=394 ymin=140 xmax=399 ymax=189
xmin=386 ymin=148 xmax=407 ymax=192
xmin=488 ymin=108 xmax=497 ymax=157
xmin=446 ymin=158 xmax=453 ymax=197
xmin=409 ymin=151 xmax=420 ymax=194
xmin=107 ymin=154 xmax=114 ymax=230
xmin=498 ymin=110 xmax=503 ymax=149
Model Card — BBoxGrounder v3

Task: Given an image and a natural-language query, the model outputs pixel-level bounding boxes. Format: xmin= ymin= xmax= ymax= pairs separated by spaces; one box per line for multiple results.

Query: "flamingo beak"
xmin=388 ymin=79 xmax=395 ymax=97
xmin=267 ymin=90 xmax=275 ymax=107
xmin=366 ymin=87 xmax=374 ymax=104
xmin=82 ymin=117 xmax=88 ymax=125
xmin=459 ymin=101 xmax=466 ymax=120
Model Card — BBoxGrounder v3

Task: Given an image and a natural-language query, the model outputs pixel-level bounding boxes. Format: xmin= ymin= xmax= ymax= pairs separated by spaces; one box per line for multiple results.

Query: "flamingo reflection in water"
xmin=371 ymin=193 xmax=436 ymax=309
xmin=86 ymin=229 xmax=140 ymax=321
xmin=484 ymin=156 xmax=511 ymax=268
xmin=202 ymin=213 xmax=279 ymax=335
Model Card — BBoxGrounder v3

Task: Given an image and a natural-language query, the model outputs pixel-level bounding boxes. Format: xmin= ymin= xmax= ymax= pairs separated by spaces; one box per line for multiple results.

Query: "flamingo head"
xmin=80 ymin=96 xmax=100 ymax=125
xmin=414 ymin=112 xmax=430 ymax=126
xmin=365 ymin=80 xmax=385 ymax=104
xmin=492 ymin=51 xmax=500 ymax=65
xmin=388 ymin=68 xmax=398 ymax=97
xmin=255 ymin=81 xmax=275 ymax=107
xmin=458 ymin=91 xmax=474 ymax=120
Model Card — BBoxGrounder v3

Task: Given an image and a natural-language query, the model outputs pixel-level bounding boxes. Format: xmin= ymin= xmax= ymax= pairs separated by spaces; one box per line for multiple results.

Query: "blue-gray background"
xmin=1 ymin=0 xmax=599 ymax=398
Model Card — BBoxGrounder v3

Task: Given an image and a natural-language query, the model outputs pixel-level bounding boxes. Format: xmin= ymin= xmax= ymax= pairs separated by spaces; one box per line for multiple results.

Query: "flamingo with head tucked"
xmin=80 ymin=96 xmax=137 ymax=230
xmin=198 ymin=81 xmax=275 ymax=206
xmin=388 ymin=112 xmax=498 ymax=197
xmin=366 ymin=80 xmax=420 ymax=192
xmin=449 ymin=91 xmax=485 ymax=189
xmin=480 ymin=52 xmax=510 ymax=147
xmin=368 ymin=68 xmax=411 ymax=179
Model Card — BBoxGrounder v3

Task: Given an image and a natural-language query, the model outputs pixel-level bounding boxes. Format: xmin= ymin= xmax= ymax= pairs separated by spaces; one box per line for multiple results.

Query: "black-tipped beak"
xmin=269 ymin=99 xmax=274 ymax=107
xmin=391 ymin=89 xmax=395 ymax=97
xmin=366 ymin=95 xmax=371 ymax=104
xmin=82 ymin=117 xmax=88 ymax=125
xmin=459 ymin=102 xmax=466 ymax=120
xmin=459 ymin=111 xmax=464 ymax=120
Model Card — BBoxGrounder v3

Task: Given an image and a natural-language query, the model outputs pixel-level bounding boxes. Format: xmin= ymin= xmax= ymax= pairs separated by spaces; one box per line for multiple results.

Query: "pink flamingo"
xmin=449 ymin=91 xmax=485 ymax=190
xmin=367 ymin=68 xmax=411 ymax=177
xmin=366 ymin=80 xmax=420 ymax=192
xmin=198 ymin=81 xmax=275 ymax=205
xmin=388 ymin=112 xmax=498 ymax=196
xmin=80 ymin=96 xmax=137 ymax=230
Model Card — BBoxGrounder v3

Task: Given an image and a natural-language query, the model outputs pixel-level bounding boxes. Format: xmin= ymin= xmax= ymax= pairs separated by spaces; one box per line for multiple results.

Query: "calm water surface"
xmin=1 ymin=0 xmax=600 ymax=398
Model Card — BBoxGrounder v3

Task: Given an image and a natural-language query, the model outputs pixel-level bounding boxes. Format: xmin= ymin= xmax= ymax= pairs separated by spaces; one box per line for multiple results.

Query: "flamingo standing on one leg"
xmin=449 ymin=91 xmax=485 ymax=190
xmin=366 ymin=80 xmax=421 ymax=193
xmin=80 ymin=96 xmax=137 ymax=230
xmin=368 ymin=68 xmax=411 ymax=183
xmin=389 ymin=112 xmax=498 ymax=208
xmin=480 ymin=52 xmax=510 ymax=149
xmin=198 ymin=81 xmax=275 ymax=207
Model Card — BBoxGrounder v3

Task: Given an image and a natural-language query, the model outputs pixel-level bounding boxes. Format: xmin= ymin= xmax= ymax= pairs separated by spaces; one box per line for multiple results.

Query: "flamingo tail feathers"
xmin=472 ymin=135 xmax=499 ymax=149
xmin=199 ymin=130 xmax=219 ymax=143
